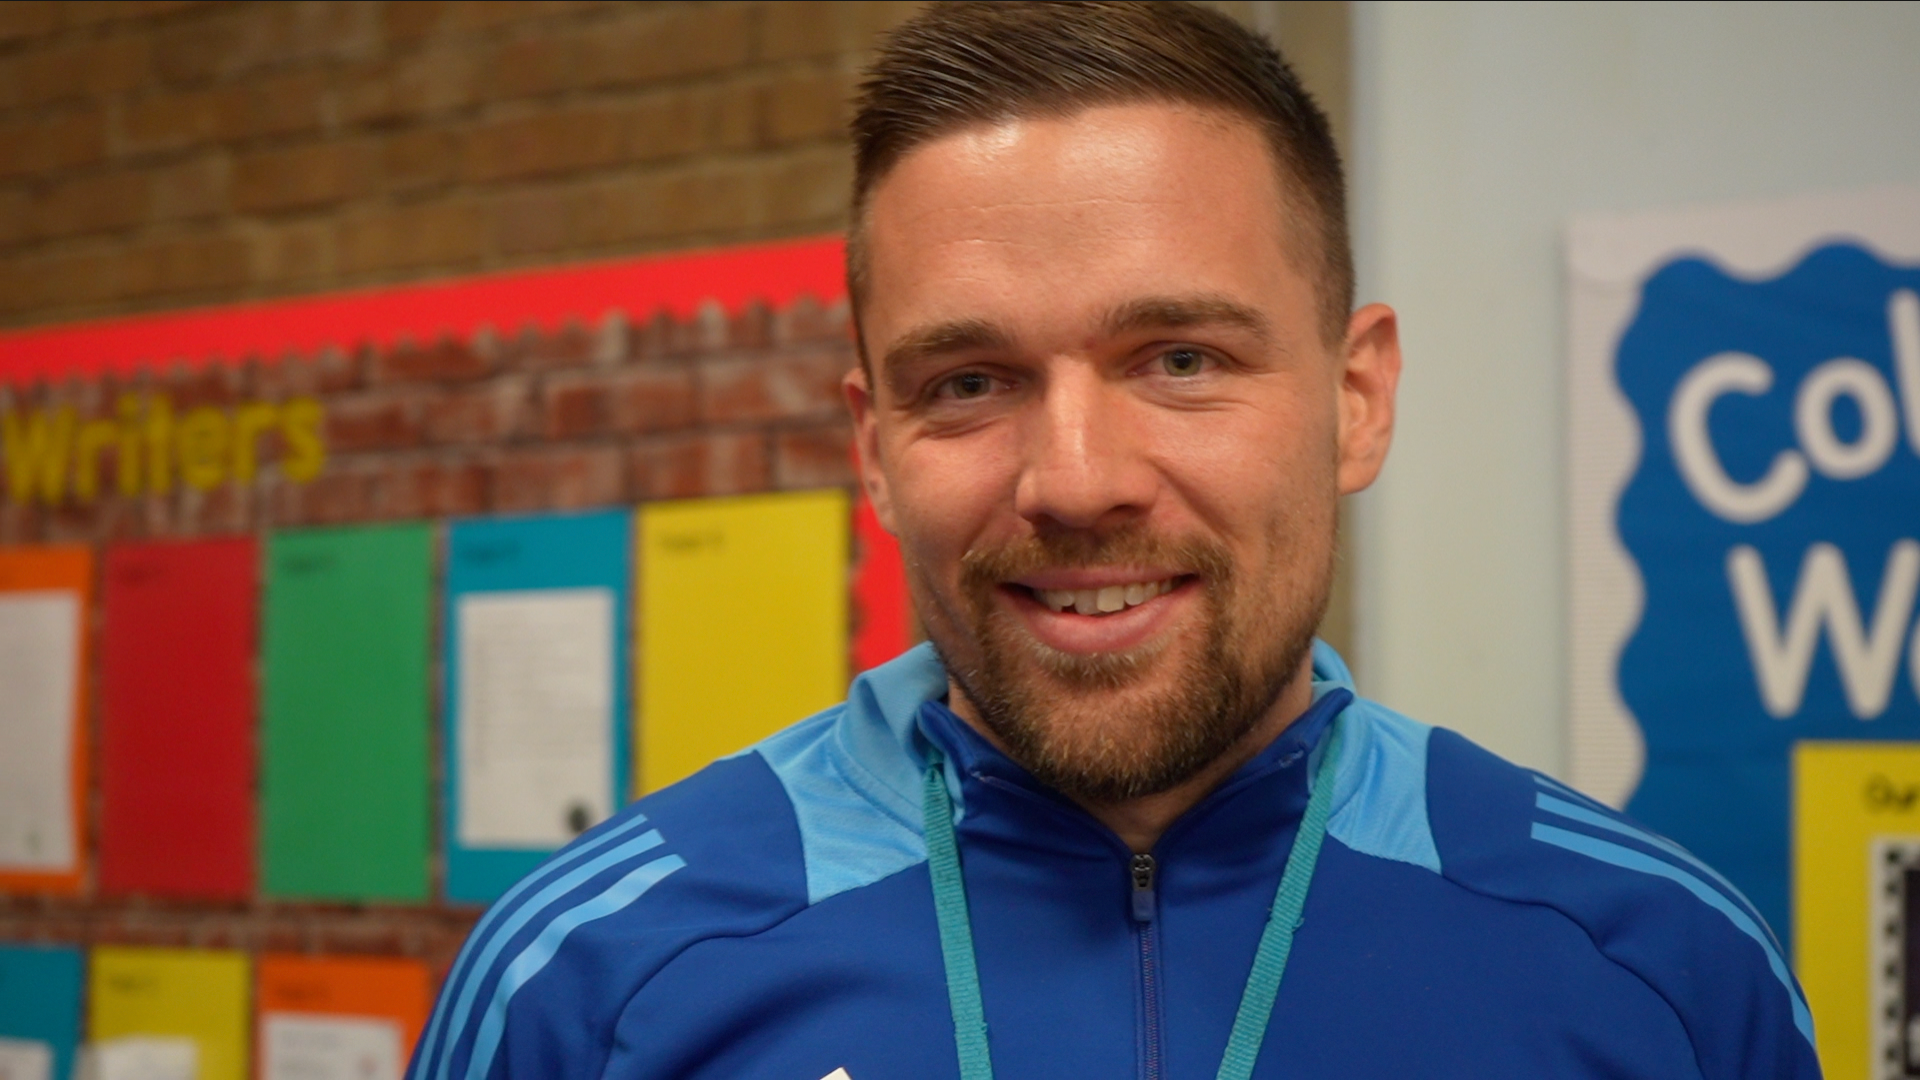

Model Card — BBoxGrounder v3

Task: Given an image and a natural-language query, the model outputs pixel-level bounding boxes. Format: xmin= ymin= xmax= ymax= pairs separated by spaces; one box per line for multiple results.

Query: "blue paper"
xmin=0 ymin=943 xmax=82 ymax=1080
xmin=443 ymin=509 xmax=634 ymax=903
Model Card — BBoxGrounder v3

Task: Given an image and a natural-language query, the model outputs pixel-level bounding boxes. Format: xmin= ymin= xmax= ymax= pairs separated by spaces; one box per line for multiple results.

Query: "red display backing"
xmin=99 ymin=537 xmax=258 ymax=900
xmin=0 ymin=235 xmax=845 ymax=387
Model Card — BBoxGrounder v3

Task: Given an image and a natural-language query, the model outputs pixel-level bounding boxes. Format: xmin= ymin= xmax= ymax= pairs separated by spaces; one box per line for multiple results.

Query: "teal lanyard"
xmin=921 ymin=715 xmax=1345 ymax=1080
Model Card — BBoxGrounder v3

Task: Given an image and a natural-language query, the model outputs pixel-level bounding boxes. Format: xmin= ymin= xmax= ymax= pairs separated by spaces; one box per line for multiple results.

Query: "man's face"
xmin=847 ymin=102 xmax=1398 ymax=802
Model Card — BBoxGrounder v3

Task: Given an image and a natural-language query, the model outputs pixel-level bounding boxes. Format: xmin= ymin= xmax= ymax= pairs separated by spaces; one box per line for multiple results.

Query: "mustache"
xmin=958 ymin=528 xmax=1234 ymax=598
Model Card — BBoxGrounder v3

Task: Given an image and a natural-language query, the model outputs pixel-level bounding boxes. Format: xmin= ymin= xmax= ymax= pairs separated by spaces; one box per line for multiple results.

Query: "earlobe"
xmin=1336 ymin=303 xmax=1402 ymax=496
xmin=843 ymin=366 xmax=900 ymax=533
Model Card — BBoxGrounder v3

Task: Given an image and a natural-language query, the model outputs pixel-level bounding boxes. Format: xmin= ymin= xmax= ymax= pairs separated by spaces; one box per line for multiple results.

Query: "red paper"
xmin=99 ymin=537 xmax=257 ymax=899
xmin=851 ymin=497 xmax=912 ymax=673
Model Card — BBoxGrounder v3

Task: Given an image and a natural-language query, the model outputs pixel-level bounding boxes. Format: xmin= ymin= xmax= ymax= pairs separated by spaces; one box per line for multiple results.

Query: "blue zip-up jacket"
xmin=409 ymin=642 xmax=1820 ymax=1079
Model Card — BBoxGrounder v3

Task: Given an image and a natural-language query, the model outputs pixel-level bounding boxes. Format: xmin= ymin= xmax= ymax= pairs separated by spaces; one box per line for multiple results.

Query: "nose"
xmin=1012 ymin=362 xmax=1158 ymax=531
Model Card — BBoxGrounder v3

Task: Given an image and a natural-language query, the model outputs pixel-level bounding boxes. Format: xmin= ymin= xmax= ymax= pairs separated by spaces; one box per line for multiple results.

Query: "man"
xmin=410 ymin=4 xmax=1820 ymax=1078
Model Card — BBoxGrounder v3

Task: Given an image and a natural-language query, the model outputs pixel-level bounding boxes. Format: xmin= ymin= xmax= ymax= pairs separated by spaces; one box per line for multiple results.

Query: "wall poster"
xmin=1568 ymin=187 xmax=1920 ymax=1076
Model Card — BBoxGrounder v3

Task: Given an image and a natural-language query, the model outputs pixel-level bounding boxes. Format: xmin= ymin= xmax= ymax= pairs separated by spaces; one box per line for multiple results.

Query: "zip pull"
xmin=1130 ymin=853 xmax=1157 ymax=922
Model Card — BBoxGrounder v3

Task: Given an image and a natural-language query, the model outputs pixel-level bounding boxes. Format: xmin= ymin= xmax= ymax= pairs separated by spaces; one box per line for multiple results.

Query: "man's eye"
xmin=938 ymin=372 xmax=996 ymax=399
xmin=1160 ymin=348 xmax=1209 ymax=377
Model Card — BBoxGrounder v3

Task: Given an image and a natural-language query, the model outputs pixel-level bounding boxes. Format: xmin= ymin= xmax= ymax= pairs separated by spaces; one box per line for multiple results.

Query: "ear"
xmin=1335 ymin=303 xmax=1402 ymax=496
xmin=843 ymin=364 xmax=900 ymax=533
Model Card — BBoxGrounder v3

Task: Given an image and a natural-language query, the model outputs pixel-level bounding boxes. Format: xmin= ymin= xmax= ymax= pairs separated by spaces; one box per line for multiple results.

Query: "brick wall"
xmin=0 ymin=1 xmax=1348 ymax=332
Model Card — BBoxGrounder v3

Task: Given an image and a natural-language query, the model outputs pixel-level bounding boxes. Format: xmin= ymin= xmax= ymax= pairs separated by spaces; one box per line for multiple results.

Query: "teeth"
xmin=1035 ymin=578 xmax=1174 ymax=616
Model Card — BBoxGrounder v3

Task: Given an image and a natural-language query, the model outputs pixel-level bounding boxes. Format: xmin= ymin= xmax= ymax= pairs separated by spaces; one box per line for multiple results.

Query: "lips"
xmin=997 ymin=573 xmax=1198 ymax=655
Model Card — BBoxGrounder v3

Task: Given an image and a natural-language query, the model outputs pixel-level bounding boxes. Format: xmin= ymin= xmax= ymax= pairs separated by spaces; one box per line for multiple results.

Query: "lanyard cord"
xmin=921 ymin=714 xmax=1346 ymax=1080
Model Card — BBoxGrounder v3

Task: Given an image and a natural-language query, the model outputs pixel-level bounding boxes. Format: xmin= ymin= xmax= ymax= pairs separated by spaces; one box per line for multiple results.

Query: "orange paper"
xmin=0 ymin=544 xmax=91 ymax=894
xmin=256 ymin=954 xmax=433 ymax=1072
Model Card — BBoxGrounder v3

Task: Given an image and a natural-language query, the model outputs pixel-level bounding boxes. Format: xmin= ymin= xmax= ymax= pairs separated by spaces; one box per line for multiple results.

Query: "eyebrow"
xmin=880 ymin=317 xmax=1016 ymax=375
xmin=1100 ymin=294 xmax=1273 ymax=342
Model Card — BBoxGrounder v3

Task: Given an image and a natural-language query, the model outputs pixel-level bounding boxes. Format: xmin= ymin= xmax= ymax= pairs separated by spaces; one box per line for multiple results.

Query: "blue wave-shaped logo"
xmin=1615 ymin=243 xmax=1920 ymax=942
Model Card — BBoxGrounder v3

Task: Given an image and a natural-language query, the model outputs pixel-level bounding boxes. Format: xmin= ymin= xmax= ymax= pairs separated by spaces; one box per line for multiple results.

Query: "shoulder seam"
xmin=1434 ymin=863 xmax=1709 ymax=1080
xmin=600 ymin=858 xmax=930 ymax=1078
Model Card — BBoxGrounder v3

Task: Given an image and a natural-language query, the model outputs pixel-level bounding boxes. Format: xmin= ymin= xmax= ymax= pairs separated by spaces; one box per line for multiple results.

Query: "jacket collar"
xmin=838 ymin=640 xmax=1356 ymax=858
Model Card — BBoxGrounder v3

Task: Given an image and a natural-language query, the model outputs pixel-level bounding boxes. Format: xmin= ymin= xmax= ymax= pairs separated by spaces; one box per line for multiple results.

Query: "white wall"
xmin=1349 ymin=1 xmax=1920 ymax=775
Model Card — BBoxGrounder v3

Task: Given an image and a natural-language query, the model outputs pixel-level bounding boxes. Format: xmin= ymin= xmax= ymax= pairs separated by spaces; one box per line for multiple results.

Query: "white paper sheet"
xmin=0 ymin=590 xmax=79 ymax=870
xmin=457 ymin=588 xmax=614 ymax=848
xmin=261 ymin=1014 xmax=401 ymax=1080
xmin=0 ymin=1038 xmax=53 ymax=1080
xmin=78 ymin=1037 xmax=196 ymax=1080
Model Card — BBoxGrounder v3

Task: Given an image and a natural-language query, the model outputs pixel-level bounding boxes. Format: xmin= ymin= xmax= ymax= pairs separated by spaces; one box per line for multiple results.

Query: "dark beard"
xmin=941 ymin=527 xmax=1325 ymax=804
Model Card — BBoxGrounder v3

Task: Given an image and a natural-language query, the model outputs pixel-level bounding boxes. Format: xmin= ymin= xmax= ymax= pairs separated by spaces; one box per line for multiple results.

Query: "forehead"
xmin=859 ymin=102 xmax=1312 ymax=350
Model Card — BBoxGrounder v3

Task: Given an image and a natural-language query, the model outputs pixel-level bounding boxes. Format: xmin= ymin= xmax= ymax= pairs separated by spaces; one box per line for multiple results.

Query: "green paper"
xmin=262 ymin=523 xmax=433 ymax=901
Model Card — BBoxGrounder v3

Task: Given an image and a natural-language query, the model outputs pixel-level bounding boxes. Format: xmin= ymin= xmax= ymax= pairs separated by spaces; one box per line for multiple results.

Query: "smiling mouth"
xmin=1023 ymin=576 xmax=1188 ymax=616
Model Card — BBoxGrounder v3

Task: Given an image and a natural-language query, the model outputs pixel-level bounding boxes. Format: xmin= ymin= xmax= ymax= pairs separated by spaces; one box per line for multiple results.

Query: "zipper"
xmin=1133 ymin=853 xmax=1164 ymax=1080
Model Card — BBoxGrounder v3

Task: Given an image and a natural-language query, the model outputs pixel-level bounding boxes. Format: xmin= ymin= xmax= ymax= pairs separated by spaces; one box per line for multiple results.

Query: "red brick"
xmin=0 ymin=187 xmax=35 ymax=246
xmin=462 ymin=105 xmax=629 ymax=183
xmin=631 ymin=430 xmax=770 ymax=500
xmin=489 ymin=187 xmax=576 ymax=258
xmin=119 ymin=89 xmax=220 ymax=155
xmin=323 ymin=393 xmax=424 ymax=452
xmin=337 ymin=201 xmax=486 ymax=276
xmin=757 ymin=1 xmax=919 ymax=62
xmin=370 ymin=335 xmax=493 ymax=385
xmin=213 ymin=68 xmax=328 ymax=142
xmin=383 ymin=128 xmax=457 ymax=193
xmin=764 ymin=145 xmax=853 ymax=229
xmin=34 ymin=170 xmax=152 ymax=239
xmin=272 ymin=468 xmax=373 ymax=525
xmin=234 ymin=141 xmax=377 ymax=213
xmin=774 ymin=423 xmax=856 ymax=489
xmin=513 ymin=321 xmax=595 ymax=373
xmin=370 ymin=456 xmax=489 ymax=518
xmin=762 ymin=66 xmax=856 ymax=146
xmin=0 ymin=1 xmax=57 ymax=43
xmin=0 ymin=109 xmax=108 ymax=178
xmin=15 ymin=34 xmax=153 ymax=106
xmin=579 ymin=5 xmax=753 ymax=87
xmin=699 ymin=348 xmax=853 ymax=424
xmin=421 ymin=380 xmax=530 ymax=444
xmin=775 ymin=296 xmax=854 ymax=346
xmin=483 ymin=32 xmax=581 ymax=101
xmin=341 ymin=48 xmax=480 ymax=125
xmin=251 ymin=221 xmax=336 ymax=287
xmin=150 ymin=157 xmax=229 ymax=221
xmin=492 ymin=446 xmax=627 ymax=512
xmin=120 ymin=234 xmax=252 ymax=300
xmin=541 ymin=367 xmax=694 ymax=439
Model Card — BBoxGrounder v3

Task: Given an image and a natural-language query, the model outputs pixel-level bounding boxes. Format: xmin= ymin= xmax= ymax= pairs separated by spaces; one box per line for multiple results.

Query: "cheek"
xmin=886 ymin=436 xmax=1014 ymax=578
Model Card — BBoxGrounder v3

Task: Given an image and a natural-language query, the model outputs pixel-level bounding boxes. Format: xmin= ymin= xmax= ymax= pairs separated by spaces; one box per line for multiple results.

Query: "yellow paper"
xmin=88 ymin=946 xmax=250 ymax=1080
xmin=1793 ymin=741 xmax=1920 ymax=1080
xmin=639 ymin=489 xmax=848 ymax=793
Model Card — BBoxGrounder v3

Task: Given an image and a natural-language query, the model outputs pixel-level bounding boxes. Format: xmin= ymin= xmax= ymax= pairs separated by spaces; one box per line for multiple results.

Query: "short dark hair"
xmin=848 ymin=0 xmax=1352 ymax=347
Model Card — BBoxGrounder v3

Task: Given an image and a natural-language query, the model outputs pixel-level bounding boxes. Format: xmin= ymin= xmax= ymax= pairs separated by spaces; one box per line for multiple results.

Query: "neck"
xmin=949 ymin=652 xmax=1319 ymax=853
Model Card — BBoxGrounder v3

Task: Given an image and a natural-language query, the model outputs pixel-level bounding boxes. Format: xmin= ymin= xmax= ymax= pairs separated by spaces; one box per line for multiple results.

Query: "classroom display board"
xmin=0 ymin=944 xmax=82 ymax=1080
xmin=99 ymin=537 xmax=258 ymax=900
xmin=89 ymin=947 xmax=250 ymax=1080
xmin=256 ymin=955 xmax=431 ymax=1080
xmin=0 ymin=236 xmax=915 ymax=1075
xmin=0 ymin=546 xmax=90 ymax=895
xmin=640 ymin=489 xmax=850 ymax=792
xmin=444 ymin=510 xmax=633 ymax=903
xmin=1567 ymin=187 xmax=1920 ymax=1075
xmin=262 ymin=524 xmax=435 ymax=903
